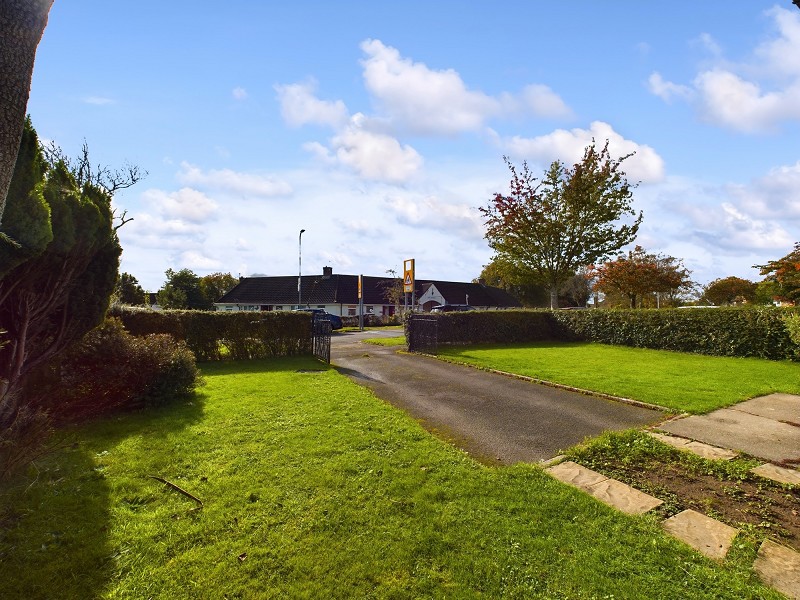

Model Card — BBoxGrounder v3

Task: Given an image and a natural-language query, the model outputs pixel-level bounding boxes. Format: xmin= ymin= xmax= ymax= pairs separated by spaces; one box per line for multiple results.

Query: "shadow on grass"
xmin=0 ymin=390 xmax=207 ymax=599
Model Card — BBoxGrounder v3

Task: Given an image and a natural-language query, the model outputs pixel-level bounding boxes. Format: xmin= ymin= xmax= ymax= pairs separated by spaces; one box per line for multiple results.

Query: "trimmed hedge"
xmin=417 ymin=307 xmax=800 ymax=361
xmin=109 ymin=306 xmax=312 ymax=361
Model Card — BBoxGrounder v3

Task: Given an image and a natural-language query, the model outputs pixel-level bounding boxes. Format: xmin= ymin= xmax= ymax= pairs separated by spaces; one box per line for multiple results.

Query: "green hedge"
xmin=109 ymin=306 xmax=312 ymax=361
xmin=431 ymin=310 xmax=556 ymax=345
xmin=416 ymin=307 xmax=800 ymax=361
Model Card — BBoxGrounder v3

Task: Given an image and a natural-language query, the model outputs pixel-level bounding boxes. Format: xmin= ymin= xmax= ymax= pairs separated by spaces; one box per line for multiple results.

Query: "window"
xmin=347 ymin=306 xmax=357 ymax=316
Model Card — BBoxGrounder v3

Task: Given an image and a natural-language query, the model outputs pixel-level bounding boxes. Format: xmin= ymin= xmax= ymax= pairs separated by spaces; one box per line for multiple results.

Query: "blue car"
xmin=293 ymin=308 xmax=343 ymax=330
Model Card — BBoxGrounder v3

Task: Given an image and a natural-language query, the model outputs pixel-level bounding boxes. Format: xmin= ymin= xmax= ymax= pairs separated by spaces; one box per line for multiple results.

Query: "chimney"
xmin=478 ymin=278 xmax=486 ymax=286
xmin=322 ymin=266 xmax=333 ymax=279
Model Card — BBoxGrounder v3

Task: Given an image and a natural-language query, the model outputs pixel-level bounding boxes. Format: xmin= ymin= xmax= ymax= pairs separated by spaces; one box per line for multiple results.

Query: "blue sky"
xmin=27 ymin=1 xmax=800 ymax=292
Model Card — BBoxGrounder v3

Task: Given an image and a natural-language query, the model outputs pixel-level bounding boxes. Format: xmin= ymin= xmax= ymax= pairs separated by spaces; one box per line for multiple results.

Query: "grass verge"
xmin=0 ymin=357 xmax=780 ymax=598
xmin=436 ymin=342 xmax=800 ymax=413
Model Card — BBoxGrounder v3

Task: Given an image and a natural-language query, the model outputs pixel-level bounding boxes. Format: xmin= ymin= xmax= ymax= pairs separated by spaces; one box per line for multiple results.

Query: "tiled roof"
xmin=425 ymin=280 xmax=521 ymax=307
xmin=216 ymin=273 xmax=520 ymax=308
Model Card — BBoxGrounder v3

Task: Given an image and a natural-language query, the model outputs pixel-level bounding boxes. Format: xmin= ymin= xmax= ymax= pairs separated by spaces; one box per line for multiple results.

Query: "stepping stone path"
xmin=647 ymin=431 xmax=737 ymax=461
xmin=662 ymin=510 xmax=737 ymax=560
xmin=545 ymin=458 xmax=800 ymax=598
xmin=751 ymin=462 xmax=800 ymax=487
xmin=546 ymin=460 xmax=663 ymax=515
xmin=754 ymin=540 xmax=800 ymax=600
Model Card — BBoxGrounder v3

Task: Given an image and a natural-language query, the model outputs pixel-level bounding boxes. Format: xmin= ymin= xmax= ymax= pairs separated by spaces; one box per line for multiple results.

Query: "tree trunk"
xmin=549 ymin=284 xmax=559 ymax=309
xmin=0 ymin=0 xmax=53 ymax=226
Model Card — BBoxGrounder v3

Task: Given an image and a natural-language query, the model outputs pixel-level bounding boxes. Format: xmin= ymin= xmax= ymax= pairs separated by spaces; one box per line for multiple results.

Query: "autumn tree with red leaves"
xmin=592 ymin=246 xmax=694 ymax=308
xmin=756 ymin=242 xmax=800 ymax=303
xmin=481 ymin=141 xmax=642 ymax=308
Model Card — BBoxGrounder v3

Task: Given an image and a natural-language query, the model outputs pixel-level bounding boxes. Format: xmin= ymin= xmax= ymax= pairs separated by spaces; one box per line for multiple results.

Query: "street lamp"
xmin=298 ymin=229 xmax=305 ymax=308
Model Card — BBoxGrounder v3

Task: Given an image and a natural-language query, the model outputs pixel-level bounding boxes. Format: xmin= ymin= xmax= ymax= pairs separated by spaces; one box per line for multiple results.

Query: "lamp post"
xmin=298 ymin=229 xmax=305 ymax=308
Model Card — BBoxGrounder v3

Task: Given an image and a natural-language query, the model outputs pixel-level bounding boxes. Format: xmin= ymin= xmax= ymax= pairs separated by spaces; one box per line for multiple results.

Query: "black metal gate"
xmin=312 ymin=313 xmax=332 ymax=363
xmin=406 ymin=314 xmax=438 ymax=354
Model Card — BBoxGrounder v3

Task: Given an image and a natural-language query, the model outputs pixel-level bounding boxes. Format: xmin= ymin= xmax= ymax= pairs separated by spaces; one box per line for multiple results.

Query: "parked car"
xmin=430 ymin=304 xmax=475 ymax=313
xmin=292 ymin=308 xmax=343 ymax=330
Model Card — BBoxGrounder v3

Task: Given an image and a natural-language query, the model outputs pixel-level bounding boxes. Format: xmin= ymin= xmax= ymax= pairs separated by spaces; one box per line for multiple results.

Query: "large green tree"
xmin=0 ymin=0 xmax=53 ymax=225
xmin=199 ymin=272 xmax=237 ymax=305
xmin=481 ymin=141 xmax=642 ymax=308
xmin=158 ymin=268 xmax=210 ymax=310
xmin=114 ymin=272 xmax=147 ymax=306
xmin=700 ymin=276 xmax=757 ymax=306
xmin=475 ymin=258 xmax=549 ymax=307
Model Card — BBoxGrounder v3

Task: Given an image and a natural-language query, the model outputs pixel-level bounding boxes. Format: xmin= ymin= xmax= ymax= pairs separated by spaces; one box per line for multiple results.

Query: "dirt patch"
xmin=589 ymin=458 xmax=800 ymax=552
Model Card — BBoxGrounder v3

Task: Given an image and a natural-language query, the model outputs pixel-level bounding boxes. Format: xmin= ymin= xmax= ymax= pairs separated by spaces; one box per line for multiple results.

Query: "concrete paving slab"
xmin=735 ymin=393 xmax=800 ymax=425
xmin=648 ymin=432 xmax=737 ymax=461
xmin=661 ymin=408 xmax=800 ymax=464
xmin=682 ymin=440 xmax=738 ymax=461
xmin=648 ymin=431 xmax=690 ymax=449
xmin=546 ymin=460 xmax=608 ymax=492
xmin=587 ymin=477 xmax=664 ymax=515
xmin=751 ymin=463 xmax=800 ymax=487
xmin=662 ymin=509 xmax=738 ymax=561
xmin=754 ymin=540 xmax=800 ymax=600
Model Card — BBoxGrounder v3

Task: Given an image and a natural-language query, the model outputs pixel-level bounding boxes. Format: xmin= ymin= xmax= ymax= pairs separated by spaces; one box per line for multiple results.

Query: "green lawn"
xmin=0 ymin=358 xmax=779 ymax=598
xmin=362 ymin=335 xmax=406 ymax=347
xmin=436 ymin=342 xmax=800 ymax=414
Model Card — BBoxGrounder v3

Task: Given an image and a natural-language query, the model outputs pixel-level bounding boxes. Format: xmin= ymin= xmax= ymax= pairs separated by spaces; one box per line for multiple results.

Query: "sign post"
xmin=358 ymin=274 xmax=364 ymax=331
xmin=403 ymin=258 xmax=415 ymax=312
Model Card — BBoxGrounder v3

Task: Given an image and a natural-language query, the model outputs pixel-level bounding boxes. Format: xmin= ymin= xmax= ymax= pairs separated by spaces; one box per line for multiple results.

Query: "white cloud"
xmin=385 ymin=194 xmax=483 ymax=238
xmin=232 ymin=87 xmax=248 ymax=100
xmin=516 ymin=84 xmax=572 ymax=119
xmin=691 ymin=202 xmax=794 ymax=253
xmin=275 ymin=80 xmax=349 ymax=128
xmin=177 ymin=162 xmax=292 ymax=197
xmin=499 ymin=121 xmax=665 ymax=183
xmin=328 ymin=114 xmax=423 ymax=183
xmin=142 ymin=187 xmax=218 ymax=222
xmin=119 ymin=212 xmax=207 ymax=250
xmin=359 ymin=38 xmax=571 ymax=135
xmin=693 ymin=69 xmax=800 ymax=133
xmin=179 ymin=250 xmax=222 ymax=270
xmin=755 ymin=6 xmax=800 ymax=77
xmin=726 ymin=160 xmax=800 ymax=219
xmin=650 ymin=6 xmax=800 ymax=133
xmin=647 ymin=72 xmax=693 ymax=103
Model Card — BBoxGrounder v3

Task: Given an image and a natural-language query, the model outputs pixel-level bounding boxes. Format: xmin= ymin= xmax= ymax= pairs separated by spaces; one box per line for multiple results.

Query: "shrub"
xmin=42 ymin=318 xmax=200 ymax=422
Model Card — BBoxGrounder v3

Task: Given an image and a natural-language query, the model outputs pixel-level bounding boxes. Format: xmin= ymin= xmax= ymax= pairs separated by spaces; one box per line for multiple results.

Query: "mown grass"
xmin=436 ymin=342 xmax=800 ymax=414
xmin=362 ymin=336 xmax=406 ymax=347
xmin=0 ymin=357 xmax=780 ymax=598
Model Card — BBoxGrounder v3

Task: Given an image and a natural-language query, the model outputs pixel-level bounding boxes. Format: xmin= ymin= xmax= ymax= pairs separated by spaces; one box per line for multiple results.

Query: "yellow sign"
xmin=403 ymin=258 xmax=415 ymax=293
xmin=358 ymin=274 xmax=362 ymax=299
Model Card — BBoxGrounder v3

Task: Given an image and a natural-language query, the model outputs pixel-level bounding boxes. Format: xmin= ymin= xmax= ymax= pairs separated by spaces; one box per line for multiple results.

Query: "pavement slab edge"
xmin=754 ymin=540 xmax=800 ymax=600
xmin=662 ymin=510 xmax=738 ymax=561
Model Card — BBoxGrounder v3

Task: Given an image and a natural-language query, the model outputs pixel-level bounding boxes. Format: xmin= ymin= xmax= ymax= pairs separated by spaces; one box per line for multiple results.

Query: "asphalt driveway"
xmin=331 ymin=330 xmax=664 ymax=464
